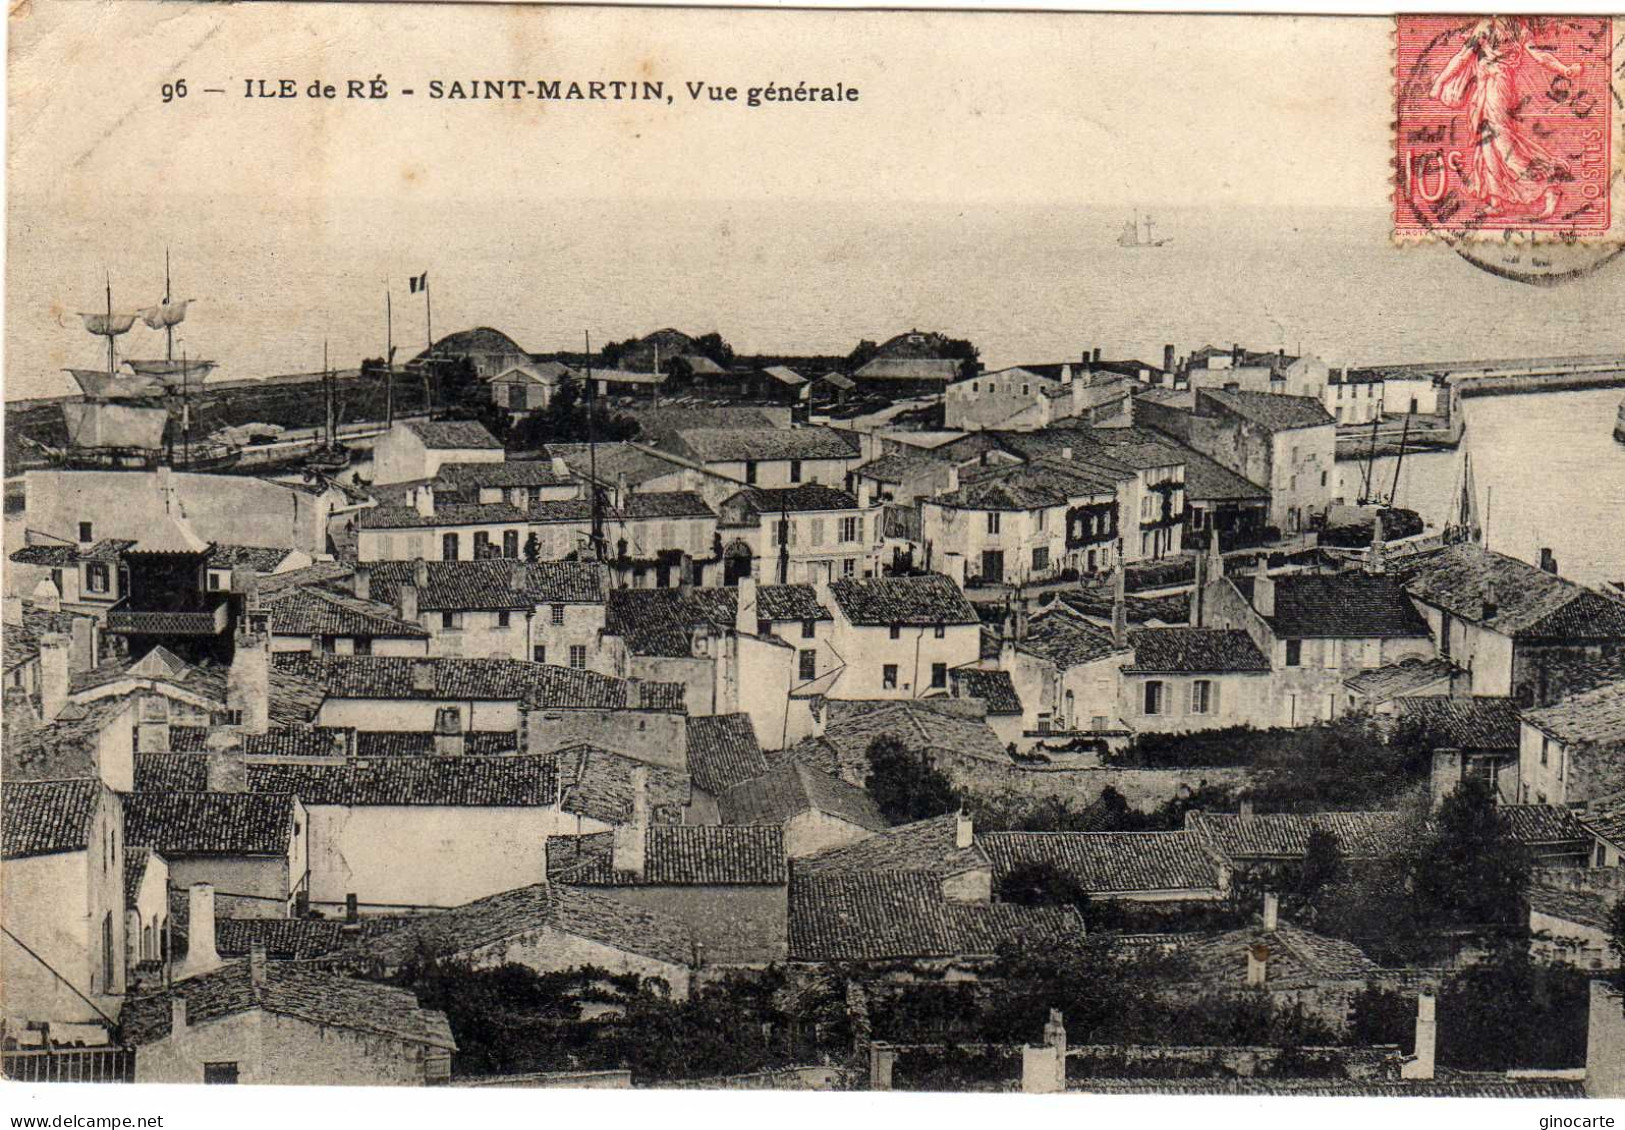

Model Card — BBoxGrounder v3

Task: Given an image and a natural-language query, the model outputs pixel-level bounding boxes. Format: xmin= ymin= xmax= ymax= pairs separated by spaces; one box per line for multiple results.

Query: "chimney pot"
xmin=414 ymin=486 xmax=435 ymax=519
xmin=249 ymin=940 xmax=267 ymax=987
xmin=171 ymin=997 xmax=187 ymax=1034
xmin=345 ymin=893 xmax=359 ymax=924
xmin=183 ymin=883 xmax=220 ymax=977
xmin=1240 ymin=798 xmax=1255 ymax=817
xmin=1540 ymin=548 xmax=1558 ymax=575
xmin=353 ymin=567 xmax=371 ymax=602
xmin=1262 ymin=891 xmax=1279 ymax=931
xmin=37 ymin=633 xmax=72 ymax=723
xmin=413 ymin=557 xmax=430 ymax=589
xmin=955 ymin=811 xmax=974 ymax=850
xmin=551 ymin=454 xmax=569 ymax=478
xmin=734 ymin=576 xmax=758 ymax=637
xmin=411 ymin=659 xmax=435 ymax=694
xmin=1163 ymin=344 xmax=1176 ymax=374
xmin=397 ymin=582 xmax=419 ymax=624
xmin=1246 ymin=942 xmax=1269 ymax=987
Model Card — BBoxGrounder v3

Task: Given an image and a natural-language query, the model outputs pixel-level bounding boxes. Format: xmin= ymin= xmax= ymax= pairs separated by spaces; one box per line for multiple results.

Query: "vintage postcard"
xmin=4 ymin=0 xmax=1625 ymax=1109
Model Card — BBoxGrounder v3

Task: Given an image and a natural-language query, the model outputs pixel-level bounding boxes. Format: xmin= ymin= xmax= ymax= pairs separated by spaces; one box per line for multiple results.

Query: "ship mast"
xmin=163 ymin=247 xmax=174 ymax=363
xmin=586 ymin=330 xmax=604 ymax=562
xmin=385 ymin=289 xmax=394 ymax=427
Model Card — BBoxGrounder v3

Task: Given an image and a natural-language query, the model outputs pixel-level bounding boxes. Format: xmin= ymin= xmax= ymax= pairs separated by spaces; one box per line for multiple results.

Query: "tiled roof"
xmin=119 ymin=962 xmax=455 ymax=1049
xmin=363 ymin=560 xmax=531 ymax=612
xmin=5 ymin=697 xmax=134 ymax=782
xmin=1197 ymin=388 xmax=1334 ymax=431
xmin=404 ymin=419 xmax=503 ymax=449
xmin=247 ymin=756 xmax=558 ymax=807
xmin=1497 ymin=804 xmax=1592 ymax=848
xmin=433 ymin=459 xmax=571 ymax=489
xmin=265 ymin=586 xmax=430 ymax=638
xmin=788 ymin=871 xmax=1080 ymax=961
xmin=214 ymin=916 xmax=410 ymax=960
xmin=729 ymin=485 xmax=860 ymax=515
xmin=166 ymin=726 xmax=354 ymax=759
xmin=9 ymin=543 xmax=82 ymax=566
xmin=208 ymin=544 xmax=298 ymax=572
xmin=256 ymin=560 xmax=355 ymax=597
xmin=854 ymin=451 xmax=947 ymax=485
xmin=1581 ymin=795 xmax=1625 ymax=846
xmin=1072 ymin=1079 xmax=1586 ymax=1098
xmin=604 ymin=587 xmax=737 ymax=657
xmin=123 ymin=792 xmax=299 ymax=857
xmin=273 ymin=654 xmax=633 ymax=708
xmin=755 ymin=584 xmax=831 ymax=623
xmin=1527 ymin=885 xmax=1615 ymax=931
xmin=718 ymin=760 xmax=889 ymax=832
xmin=1125 ymin=628 xmax=1270 ymax=674
xmin=124 ymin=846 xmax=160 ymax=905
xmin=547 ymin=442 xmax=687 ymax=489
xmin=1522 ymin=678 xmax=1625 ymax=746
xmin=3 ymin=606 xmax=87 ymax=673
xmin=979 ymin=831 xmax=1227 ymax=895
xmin=685 ymin=713 xmax=770 ymax=796
xmin=1056 ymin=587 xmax=1190 ymax=627
xmin=519 ymin=561 xmax=609 ymax=604
xmin=134 ymin=752 xmax=210 ymax=792
xmin=1018 ymin=610 xmax=1128 ymax=670
xmin=797 ymin=813 xmax=986 ymax=877
xmin=356 ymin=501 xmax=529 ymax=530
xmin=1399 ymin=544 xmax=1625 ymax=639
xmin=1175 ymin=447 xmax=1269 ymax=502
xmin=1186 ymin=810 xmax=1413 ymax=861
xmin=352 ymin=730 xmax=516 ymax=757
xmin=2 ymin=778 xmax=103 ymax=859
xmin=853 ymin=357 xmax=961 ymax=382
xmin=1181 ymin=922 xmax=1381 ymax=987
xmin=787 ymin=702 xmax=1010 ymax=783
xmin=1343 ymin=657 xmax=1459 ymax=701
xmin=546 ymin=825 xmax=788 ymax=886
xmin=65 ymin=652 xmax=324 ymax=729
xmin=1232 ymin=573 xmax=1431 ymax=639
xmin=554 ymin=744 xmax=691 ymax=825
xmin=617 ymin=491 xmax=716 ymax=520
xmin=1391 ymin=695 xmax=1521 ymax=750
xmin=827 ymin=574 xmax=978 ymax=627
xmin=673 ymin=427 xmax=858 ymax=463
xmin=344 ymin=882 xmax=696 ymax=968
xmin=948 ymin=667 xmax=1024 ymax=715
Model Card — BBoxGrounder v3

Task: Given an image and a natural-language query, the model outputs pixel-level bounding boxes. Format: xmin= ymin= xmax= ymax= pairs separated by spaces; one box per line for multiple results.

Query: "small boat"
xmin=1613 ymin=395 xmax=1625 ymax=445
xmin=1117 ymin=211 xmax=1171 ymax=248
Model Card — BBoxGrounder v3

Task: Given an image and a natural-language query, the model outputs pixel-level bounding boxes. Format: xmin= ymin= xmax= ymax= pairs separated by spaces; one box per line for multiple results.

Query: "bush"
xmin=865 ymin=736 xmax=959 ymax=824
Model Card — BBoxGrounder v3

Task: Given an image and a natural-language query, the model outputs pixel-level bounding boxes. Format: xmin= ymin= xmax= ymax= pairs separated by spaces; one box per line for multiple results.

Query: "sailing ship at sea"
xmin=1116 ymin=211 xmax=1171 ymax=248
xmin=58 ymin=257 xmax=238 ymax=470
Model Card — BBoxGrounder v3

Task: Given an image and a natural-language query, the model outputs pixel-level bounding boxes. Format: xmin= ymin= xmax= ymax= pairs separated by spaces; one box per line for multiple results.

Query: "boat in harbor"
xmin=1614 ymin=395 xmax=1625 ymax=445
xmin=1116 ymin=211 xmax=1171 ymax=248
xmin=304 ymin=343 xmax=353 ymax=471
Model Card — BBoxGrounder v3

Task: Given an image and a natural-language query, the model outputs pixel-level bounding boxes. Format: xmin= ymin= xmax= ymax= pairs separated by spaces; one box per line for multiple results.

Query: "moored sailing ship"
xmin=1117 ymin=211 xmax=1171 ymax=248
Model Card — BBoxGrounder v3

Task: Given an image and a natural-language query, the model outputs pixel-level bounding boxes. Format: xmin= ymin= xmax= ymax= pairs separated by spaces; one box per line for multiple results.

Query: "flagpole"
xmin=424 ymin=274 xmax=434 ymax=414
xmin=385 ymin=288 xmax=394 ymax=428
xmin=587 ymin=329 xmax=603 ymax=562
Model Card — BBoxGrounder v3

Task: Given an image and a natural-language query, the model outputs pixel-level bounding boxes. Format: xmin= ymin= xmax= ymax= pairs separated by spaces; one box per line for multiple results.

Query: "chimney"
xmin=735 ymin=575 xmax=758 ymax=636
xmin=411 ymin=659 xmax=435 ymax=694
xmin=1060 ymin=446 xmax=1073 ymax=461
xmin=1262 ymin=891 xmax=1279 ymax=932
xmin=625 ymin=676 xmax=643 ymax=710
xmin=1043 ymin=1008 xmax=1067 ymax=1051
xmin=1401 ymin=991 xmax=1437 ymax=1081
xmin=205 ymin=751 xmax=248 ymax=793
xmin=397 ymin=582 xmax=419 ymax=624
xmin=38 ymin=633 xmax=71 ymax=723
xmin=1163 ymin=344 xmax=1176 ymax=374
xmin=183 ymin=883 xmax=220 ymax=977
xmin=550 ymin=453 xmax=569 ymax=479
xmin=309 ymin=634 xmax=324 ymax=656
xmin=353 ymin=566 xmax=371 ymax=602
xmin=1013 ymin=598 xmax=1030 ymax=643
xmin=433 ymin=706 xmax=465 ymax=756
xmin=1062 ymin=364 xmax=1074 ymax=386
xmin=1246 ymin=942 xmax=1269 ymax=987
xmin=812 ymin=573 xmax=832 ymax=623
xmin=1251 ymin=562 xmax=1275 ymax=619
xmin=227 ymin=625 xmax=271 ymax=735
xmin=944 ymin=465 xmax=960 ymax=494
xmin=1367 ymin=511 xmax=1387 ymax=575
xmin=1540 ymin=547 xmax=1558 ymax=575
xmin=616 ymin=471 xmax=630 ymax=509
xmin=1232 ymin=343 xmax=1243 ymax=365
xmin=413 ymin=557 xmax=430 ymax=590
xmin=414 ymin=485 xmax=435 ymax=518
xmin=857 ymin=480 xmax=872 ymax=509
xmin=249 ymin=940 xmax=267 ymax=988
xmin=1190 ymin=548 xmax=1207 ymax=627
xmin=955 ymin=810 xmax=974 ymax=850
xmin=1240 ymin=797 xmax=1255 ymax=817
xmin=170 ymin=997 xmax=187 ymax=1035
xmin=612 ymin=765 xmax=649 ymax=878
xmin=1111 ymin=563 xmax=1128 ymax=648
xmin=345 ymin=893 xmax=359 ymax=924
xmin=1481 ymin=578 xmax=1499 ymax=622
xmin=2 ymin=594 xmax=21 ymax=627
xmin=510 ymin=563 xmax=530 ymax=596
xmin=1092 ymin=347 xmax=1102 ymax=365
xmin=68 ymin=616 xmax=95 ymax=674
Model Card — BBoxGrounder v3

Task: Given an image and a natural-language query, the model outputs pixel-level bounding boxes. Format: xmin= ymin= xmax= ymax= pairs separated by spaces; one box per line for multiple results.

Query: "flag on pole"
xmin=409 ymin=272 xmax=428 ymax=293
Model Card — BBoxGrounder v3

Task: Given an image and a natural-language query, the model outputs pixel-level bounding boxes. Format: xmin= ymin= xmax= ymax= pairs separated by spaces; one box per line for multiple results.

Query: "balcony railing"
xmin=3 ymin=1047 xmax=134 ymax=1083
xmin=106 ymin=602 xmax=230 ymax=636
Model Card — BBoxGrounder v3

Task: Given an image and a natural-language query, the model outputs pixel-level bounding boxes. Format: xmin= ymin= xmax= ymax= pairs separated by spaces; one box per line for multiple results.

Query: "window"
xmin=442 ymin=532 xmax=460 ymax=561
xmin=931 ymin=662 xmax=947 ymax=689
xmin=1022 ymin=384 xmax=1030 ymax=396
xmin=933 ymin=624 xmax=945 ymax=639
xmin=1032 ymin=547 xmax=1049 ymax=572
xmin=889 ymin=624 xmax=901 ymax=640
xmin=569 ymin=645 xmax=587 ymax=669
xmin=441 ymin=611 xmax=461 ymax=631
xmin=551 ymin=604 xmax=565 ymax=626
xmin=1323 ymin=640 xmax=1339 ymax=669
xmin=1036 ymin=510 xmax=1046 ymax=532
xmin=1192 ymin=679 xmax=1214 ymax=715
xmin=799 ymin=649 xmax=817 ymax=682
xmin=101 ymin=912 xmax=114 ymax=991
xmin=354 ymin=637 xmax=372 ymax=656
xmin=808 ymin=518 xmax=825 ymax=547
xmin=745 ymin=461 xmax=758 ymax=485
xmin=496 ymin=610 xmax=511 ymax=629
xmin=842 ymin=558 xmax=856 ymax=577
xmin=1284 ymin=639 xmax=1302 ymax=667
xmin=207 ymin=571 xmax=223 ymax=592
xmin=986 ymin=512 xmax=1001 ymax=534
xmin=85 ymin=562 xmax=111 ymax=594
xmin=758 ymin=618 xmax=773 ymax=636
xmin=790 ymin=459 xmax=803 ymax=483
xmin=213 ymin=708 xmax=244 ymax=726
xmin=882 ymin=664 xmax=898 ymax=690
xmin=1143 ymin=680 xmax=1165 ymax=715
xmin=503 ymin=529 xmax=520 ymax=558
xmin=203 ymin=1063 xmax=239 ymax=1085
xmin=840 ymin=517 xmax=861 ymax=543
xmin=1541 ymin=737 xmax=1549 ymax=766
xmin=79 ymin=521 xmax=93 ymax=543
xmin=801 ymin=618 xmax=816 ymax=639
xmin=533 ymin=645 xmax=547 ymax=663
xmin=474 ymin=531 xmax=491 ymax=557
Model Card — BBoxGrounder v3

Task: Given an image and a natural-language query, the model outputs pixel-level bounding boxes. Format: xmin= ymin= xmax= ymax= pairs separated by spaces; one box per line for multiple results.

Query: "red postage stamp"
xmin=1394 ymin=15 xmax=1616 ymax=240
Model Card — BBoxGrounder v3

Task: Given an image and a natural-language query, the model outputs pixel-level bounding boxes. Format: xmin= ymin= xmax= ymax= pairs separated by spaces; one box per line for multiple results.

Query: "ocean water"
xmin=7 ymin=199 xmax=1625 ymax=402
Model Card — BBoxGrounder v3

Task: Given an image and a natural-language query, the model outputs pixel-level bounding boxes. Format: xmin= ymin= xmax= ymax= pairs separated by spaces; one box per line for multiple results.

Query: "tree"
xmin=1410 ymin=777 xmax=1530 ymax=931
xmin=522 ymin=532 xmax=541 ymax=564
xmin=864 ymin=735 xmax=958 ymax=825
xmin=846 ymin=339 xmax=879 ymax=371
xmin=996 ymin=859 xmax=1125 ymax=932
xmin=1609 ymin=896 xmax=1625 ymax=990
xmin=691 ymin=332 xmax=735 ymax=367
